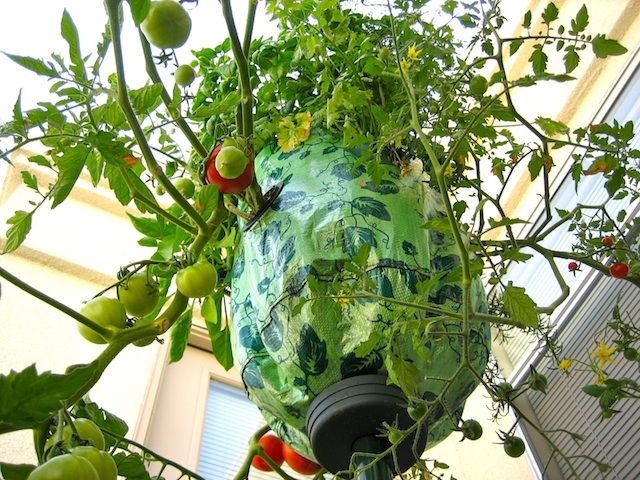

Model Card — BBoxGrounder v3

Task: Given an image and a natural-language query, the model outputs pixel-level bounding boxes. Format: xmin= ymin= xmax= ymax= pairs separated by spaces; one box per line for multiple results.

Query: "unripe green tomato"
xmin=215 ymin=146 xmax=250 ymax=179
xmin=28 ymin=454 xmax=99 ymax=480
xmin=70 ymin=447 xmax=117 ymax=480
xmin=78 ymin=297 xmax=127 ymax=344
xmin=624 ymin=347 xmax=638 ymax=361
xmin=141 ymin=0 xmax=192 ymax=50
xmin=469 ymin=75 xmax=488 ymax=97
xmin=503 ymin=436 xmax=526 ymax=458
xmin=176 ymin=261 xmax=218 ymax=298
xmin=117 ymin=273 xmax=160 ymax=317
xmin=175 ymin=64 xmax=196 ymax=87
xmin=379 ymin=47 xmax=390 ymax=61
xmin=173 ymin=177 xmax=196 ymax=199
xmin=63 ymin=419 xmax=106 ymax=451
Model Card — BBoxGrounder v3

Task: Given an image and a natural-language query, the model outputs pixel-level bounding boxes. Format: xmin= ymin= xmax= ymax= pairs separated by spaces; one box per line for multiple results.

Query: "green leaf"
xmin=20 ymin=171 xmax=39 ymax=192
xmin=569 ymin=5 xmax=589 ymax=35
xmin=196 ymin=184 xmax=219 ymax=220
xmin=591 ymin=35 xmax=628 ymax=58
xmin=10 ymin=92 xmax=27 ymax=139
xmin=488 ymin=217 xmax=529 ymax=229
xmin=128 ymin=0 xmax=150 ymax=25
xmin=169 ymin=308 xmax=192 ymax=364
xmin=582 ymin=384 xmax=606 ymax=398
xmin=2 ymin=210 xmax=33 ymax=254
xmin=535 ymin=116 xmax=569 ymax=136
xmin=529 ymin=45 xmax=548 ymax=75
xmin=541 ymin=3 xmax=559 ymax=24
xmin=3 ymin=53 xmax=59 ymax=78
xmin=112 ymin=452 xmax=151 ymax=479
xmin=522 ymin=10 xmax=532 ymax=29
xmin=129 ymin=84 xmax=163 ymax=116
xmin=421 ymin=217 xmax=452 ymax=233
xmin=503 ymin=285 xmax=538 ymax=328
xmin=509 ymin=39 xmax=524 ymax=56
xmin=500 ymin=248 xmax=533 ymax=263
xmin=127 ymin=213 xmax=163 ymax=238
xmin=210 ymin=327 xmax=234 ymax=371
xmin=60 ymin=9 xmax=86 ymax=82
xmin=0 ymin=363 xmax=99 ymax=434
xmin=51 ymin=145 xmax=90 ymax=208
xmin=0 ymin=463 xmax=35 ymax=480
xmin=103 ymin=164 xmax=131 ymax=206
xmin=563 ymin=46 xmax=580 ymax=73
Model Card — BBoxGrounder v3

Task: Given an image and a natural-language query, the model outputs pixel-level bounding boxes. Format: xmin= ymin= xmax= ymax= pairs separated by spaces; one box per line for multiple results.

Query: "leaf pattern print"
xmin=352 ymin=196 xmax=391 ymax=221
xmin=341 ymin=226 xmax=377 ymax=257
xmin=297 ymin=324 xmax=328 ymax=377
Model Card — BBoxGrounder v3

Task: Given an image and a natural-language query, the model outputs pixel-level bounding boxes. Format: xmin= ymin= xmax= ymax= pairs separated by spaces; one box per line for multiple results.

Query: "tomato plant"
xmin=70 ymin=447 xmax=117 ymax=480
xmin=251 ymin=434 xmax=284 ymax=472
xmin=282 ymin=443 xmax=322 ymax=476
xmin=175 ymin=261 xmax=218 ymax=298
xmin=77 ymin=297 xmax=127 ymax=344
xmin=141 ymin=0 xmax=192 ymax=50
xmin=117 ymin=272 xmax=160 ymax=317
xmin=27 ymin=454 xmax=99 ymax=480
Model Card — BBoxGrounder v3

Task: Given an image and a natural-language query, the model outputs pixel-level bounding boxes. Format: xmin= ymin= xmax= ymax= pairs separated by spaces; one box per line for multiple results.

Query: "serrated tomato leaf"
xmin=0 ymin=362 xmax=99 ymax=434
xmin=503 ymin=285 xmax=538 ymax=328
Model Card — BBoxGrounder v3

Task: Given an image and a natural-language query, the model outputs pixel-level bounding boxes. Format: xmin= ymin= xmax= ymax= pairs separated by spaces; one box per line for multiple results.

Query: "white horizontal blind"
xmin=197 ymin=380 xmax=280 ymax=480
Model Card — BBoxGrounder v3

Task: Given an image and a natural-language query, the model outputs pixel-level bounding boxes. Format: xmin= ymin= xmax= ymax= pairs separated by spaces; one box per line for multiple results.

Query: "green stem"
xmin=104 ymin=0 xmax=209 ymax=235
xmin=138 ymin=31 xmax=208 ymax=159
xmin=220 ymin=0 xmax=254 ymax=138
xmin=0 ymin=265 xmax=112 ymax=339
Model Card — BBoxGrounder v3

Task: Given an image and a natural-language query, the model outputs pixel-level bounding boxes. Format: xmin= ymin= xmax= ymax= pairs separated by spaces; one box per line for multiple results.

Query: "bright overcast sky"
xmin=0 ymin=0 xmax=277 ymax=125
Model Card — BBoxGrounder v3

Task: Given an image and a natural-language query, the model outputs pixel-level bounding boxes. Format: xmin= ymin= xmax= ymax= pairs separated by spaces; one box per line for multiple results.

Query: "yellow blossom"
xmin=407 ymin=43 xmax=422 ymax=61
xmin=558 ymin=358 xmax=573 ymax=371
xmin=399 ymin=58 xmax=412 ymax=74
xmin=594 ymin=374 xmax=608 ymax=386
xmin=444 ymin=162 xmax=457 ymax=177
xmin=591 ymin=340 xmax=617 ymax=369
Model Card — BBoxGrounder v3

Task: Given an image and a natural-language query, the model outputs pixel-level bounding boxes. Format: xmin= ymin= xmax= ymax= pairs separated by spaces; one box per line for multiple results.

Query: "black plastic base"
xmin=306 ymin=375 xmax=428 ymax=476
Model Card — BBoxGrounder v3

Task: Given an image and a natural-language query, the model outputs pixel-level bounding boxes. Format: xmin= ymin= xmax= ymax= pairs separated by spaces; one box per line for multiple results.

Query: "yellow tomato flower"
xmin=399 ymin=58 xmax=412 ymax=74
xmin=591 ymin=341 xmax=617 ymax=369
xmin=558 ymin=358 xmax=573 ymax=371
xmin=407 ymin=43 xmax=422 ymax=61
xmin=594 ymin=374 xmax=607 ymax=386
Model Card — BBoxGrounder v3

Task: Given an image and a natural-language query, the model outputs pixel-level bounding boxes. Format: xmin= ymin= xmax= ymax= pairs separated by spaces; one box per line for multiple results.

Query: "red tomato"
xmin=251 ymin=434 xmax=284 ymax=472
xmin=610 ymin=263 xmax=629 ymax=279
xmin=601 ymin=236 xmax=614 ymax=246
xmin=282 ymin=443 xmax=322 ymax=475
xmin=568 ymin=261 xmax=579 ymax=272
xmin=205 ymin=144 xmax=254 ymax=194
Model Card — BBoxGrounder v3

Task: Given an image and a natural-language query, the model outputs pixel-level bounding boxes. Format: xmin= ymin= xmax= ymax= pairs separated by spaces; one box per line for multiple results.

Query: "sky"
xmin=0 ymin=0 xmax=277 ymax=132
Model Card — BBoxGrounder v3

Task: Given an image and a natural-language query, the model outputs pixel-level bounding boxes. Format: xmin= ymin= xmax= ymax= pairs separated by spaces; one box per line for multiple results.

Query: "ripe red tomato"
xmin=568 ymin=261 xmax=579 ymax=272
xmin=609 ymin=262 xmax=629 ymax=279
xmin=601 ymin=236 xmax=614 ymax=246
xmin=251 ymin=434 xmax=284 ymax=472
xmin=282 ymin=443 xmax=322 ymax=475
xmin=205 ymin=144 xmax=254 ymax=194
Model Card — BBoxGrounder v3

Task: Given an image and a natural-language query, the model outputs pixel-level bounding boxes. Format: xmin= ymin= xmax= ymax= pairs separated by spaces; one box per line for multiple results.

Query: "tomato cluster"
xmin=251 ymin=433 xmax=322 ymax=476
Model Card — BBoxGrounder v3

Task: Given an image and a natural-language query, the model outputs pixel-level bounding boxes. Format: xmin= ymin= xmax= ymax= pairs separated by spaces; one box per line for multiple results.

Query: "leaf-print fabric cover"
xmin=230 ymin=132 xmax=490 ymax=460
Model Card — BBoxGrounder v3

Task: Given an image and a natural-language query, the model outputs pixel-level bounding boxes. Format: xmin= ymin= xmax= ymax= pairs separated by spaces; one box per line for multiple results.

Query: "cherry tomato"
xmin=173 ymin=177 xmax=196 ymax=199
xmin=175 ymin=64 xmax=196 ymax=87
xmin=78 ymin=297 xmax=127 ymax=344
xmin=601 ymin=236 xmax=614 ymax=246
xmin=282 ymin=443 xmax=322 ymax=475
xmin=568 ymin=261 xmax=579 ymax=272
xmin=407 ymin=402 xmax=427 ymax=421
xmin=141 ymin=0 xmax=192 ymax=50
xmin=175 ymin=261 xmax=218 ymax=298
xmin=469 ymin=75 xmax=488 ymax=97
xmin=251 ymin=434 xmax=284 ymax=472
xmin=205 ymin=144 xmax=255 ymax=194
xmin=609 ymin=263 xmax=629 ymax=279
xmin=70 ymin=446 xmax=117 ymax=480
xmin=27 ymin=454 xmax=99 ymax=480
xmin=460 ymin=419 xmax=483 ymax=440
xmin=117 ymin=272 xmax=160 ymax=317
xmin=503 ymin=436 xmax=526 ymax=458
xmin=215 ymin=146 xmax=250 ymax=179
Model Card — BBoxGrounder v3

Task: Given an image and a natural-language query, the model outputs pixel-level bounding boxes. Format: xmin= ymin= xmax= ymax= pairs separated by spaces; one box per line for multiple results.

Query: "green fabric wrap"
xmin=230 ymin=132 xmax=490 ymax=460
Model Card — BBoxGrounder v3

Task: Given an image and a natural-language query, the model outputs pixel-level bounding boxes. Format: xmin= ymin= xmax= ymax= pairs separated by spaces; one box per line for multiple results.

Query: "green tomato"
xmin=503 ymin=436 xmax=526 ymax=458
xmin=78 ymin=297 xmax=127 ymax=344
xmin=27 ymin=454 xmax=99 ymax=480
xmin=175 ymin=64 xmax=196 ymax=87
xmin=624 ymin=347 xmax=638 ymax=361
xmin=379 ymin=47 xmax=390 ymax=61
xmin=460 ymin=419 xmax=483 ymax=441
xmin=176 ymin=261 xmax=218 ymax=298
xmin=117 ymin=273 xmax=160 ymax=318
xmin=215 ymin=146 xmax=250 ymax=179
xmin=469 ymin=75 xmax=488 ymax=97
xmin=174 ymin=177 xmax=196 ymax=199
xmin=70 ymin=447 xmax=117 ymax=480
xmin=63 ymin=419 xmax=106 ymax=451
xmin=141 ymin=0 xmax=192 ymax=50
xmin=407 ymin=402 xmax=427 ymax=421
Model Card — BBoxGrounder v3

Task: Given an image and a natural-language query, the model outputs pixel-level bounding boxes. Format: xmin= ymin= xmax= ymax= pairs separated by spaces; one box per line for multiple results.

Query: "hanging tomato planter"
xmin=230 ymin=131 xmax=490 ymax=475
